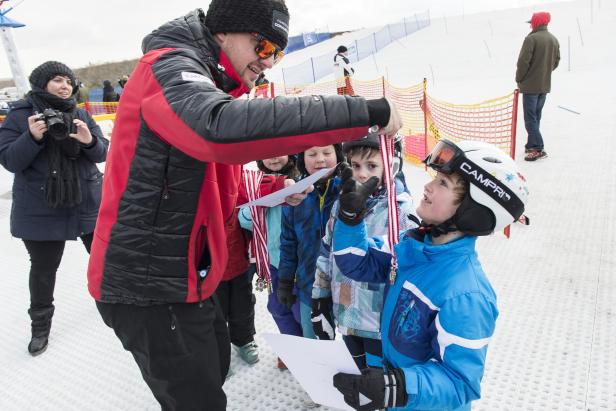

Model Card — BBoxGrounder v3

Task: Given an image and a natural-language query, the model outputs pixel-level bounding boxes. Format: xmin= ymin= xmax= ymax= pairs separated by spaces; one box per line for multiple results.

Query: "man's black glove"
xmin=311 ymin=297 xmax=335 ymax=340
xmin=333 ymin=367 xmax=408 ymax=411
xmin=338 ymin=163 xmax=380 ymax=226
xmin=276 ymin=278 xmax=296 ymax=309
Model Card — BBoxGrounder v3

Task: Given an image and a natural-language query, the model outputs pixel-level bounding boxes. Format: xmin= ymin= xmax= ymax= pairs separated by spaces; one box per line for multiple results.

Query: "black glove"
xmin=276 ymin=278 xmax=296 ymax=309
xmin=333 ymin=367 xmax=408 ymax=411
xmin=337 ymin=163 xmax=380 ymax=226
xmin=311 ymin=297 xmax=335 ymax=340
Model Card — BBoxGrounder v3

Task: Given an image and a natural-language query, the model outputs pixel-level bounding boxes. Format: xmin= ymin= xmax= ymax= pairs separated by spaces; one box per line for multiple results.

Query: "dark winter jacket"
xmin=516 ymin=25 xmax=560 ymax=94
xmin=102 ymin=80 xmax=120 ymax=102
xmin=0 ymin=99 xmax=109 ymax=240
xmin=278 ymin=176 xmax=341 ymax=304
xmin=87 ymin=9 xmax=383 ymax=305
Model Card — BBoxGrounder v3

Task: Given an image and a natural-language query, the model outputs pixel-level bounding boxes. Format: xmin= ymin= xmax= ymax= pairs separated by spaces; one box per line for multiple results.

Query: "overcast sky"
xmin=1 ymin=0 xmax=570 ymax=79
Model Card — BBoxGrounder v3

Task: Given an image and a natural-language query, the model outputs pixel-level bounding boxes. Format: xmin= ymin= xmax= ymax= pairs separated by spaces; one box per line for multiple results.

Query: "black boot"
xmin=28 ymin=306 xmax=54 ymax=356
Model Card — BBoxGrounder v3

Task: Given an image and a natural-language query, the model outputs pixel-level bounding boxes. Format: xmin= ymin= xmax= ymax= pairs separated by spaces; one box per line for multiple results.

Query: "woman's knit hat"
xmin=205 ymin=0 xmax=290 ymax=49
xmin=29 ymin=61 xmax=76 ymax=90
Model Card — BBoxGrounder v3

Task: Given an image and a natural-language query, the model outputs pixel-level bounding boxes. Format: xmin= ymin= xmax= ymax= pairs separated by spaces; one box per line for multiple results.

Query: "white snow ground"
xmin=1 ymin=0 xmax=615 ymax=410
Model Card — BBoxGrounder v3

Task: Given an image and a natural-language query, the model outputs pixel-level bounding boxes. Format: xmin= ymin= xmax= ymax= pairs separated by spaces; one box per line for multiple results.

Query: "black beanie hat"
xmin=337 ymin=45 xmax=348 ymax=53
xmin=29 ymin=61 xmax=76 ymax=91
xmin=205 ymin=0 xmax=290 ymax=49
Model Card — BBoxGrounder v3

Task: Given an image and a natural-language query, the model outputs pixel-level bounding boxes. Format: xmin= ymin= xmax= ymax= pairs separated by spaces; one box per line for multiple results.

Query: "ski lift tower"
xmin=1 ymin=0 xmax=30 ymax=97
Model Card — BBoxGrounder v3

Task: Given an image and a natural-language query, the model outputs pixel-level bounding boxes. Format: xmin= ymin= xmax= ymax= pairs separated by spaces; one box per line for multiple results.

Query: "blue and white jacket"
xmin=333 ymin=223 xmax=498 ymax=411
xmin=312 ymin=179 xmax=417 ymax=339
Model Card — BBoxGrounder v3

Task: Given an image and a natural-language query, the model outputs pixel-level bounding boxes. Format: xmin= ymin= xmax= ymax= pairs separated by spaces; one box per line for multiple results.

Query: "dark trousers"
xmin=215 ymin=270 xmax=256 ymax=347
xmin=97 ymin=298 xmax=230 ymax=411
xmin=23 ymin=233 xmax=92 ymax=316
xmin=523 ymin=93 xmax=547 ymax=151
xmin=267 ymin=265 xmax=303 ymax=337
xmin=343 ymin=335 xmax=383 ymax=369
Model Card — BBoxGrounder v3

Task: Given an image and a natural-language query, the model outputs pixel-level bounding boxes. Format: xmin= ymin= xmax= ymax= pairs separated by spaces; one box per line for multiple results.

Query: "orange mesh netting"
xmin=424 ymin=90 xmax=519 ymax=159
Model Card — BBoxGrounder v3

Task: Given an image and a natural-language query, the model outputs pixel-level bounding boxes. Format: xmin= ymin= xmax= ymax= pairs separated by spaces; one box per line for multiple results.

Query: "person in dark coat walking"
xmin=101 ymin=79 xmax=120 ymax=102
xmin=0 ymin=61 xmax=109 ymax=356
xmin=516 ymin=11 xmax=560 ymax=161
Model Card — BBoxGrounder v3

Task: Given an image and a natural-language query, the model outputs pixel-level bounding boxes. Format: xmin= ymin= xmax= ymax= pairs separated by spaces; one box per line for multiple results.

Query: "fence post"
xmin=403 ymin=16 xmax=408 ymax=35
xmin=423 ymin=78 xmax=428 ymax=164
xmin=310 ymin=58 xmax=316 ymax=83
xmin=510 ymin=89 xmax=519 ymax=160
xmin=269 ymin=81 xmax=275 ymax=98
xmin=372 ymin=32 xmax=377 ymax=53
xmin=382 ymin=76 xmax=386 ymax=97
xmin=355 ymin=39 xmax=359 ymax=61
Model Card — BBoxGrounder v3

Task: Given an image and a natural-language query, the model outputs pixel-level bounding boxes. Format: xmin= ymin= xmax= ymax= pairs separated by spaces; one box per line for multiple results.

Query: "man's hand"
xmin=311 ymin=297 xmax=335 ymax=340
xmin=276 ymin=278 xmax=296 ymax=309
xmin=379 ymin=97 xmax=403 ymax=136
xmin=337 ymin=163 xmax=379 ymax=226
xmin=284 ymin=179 xmax=314 ymax=207
xmin=333 ymin=367 xmax=408 ymax=410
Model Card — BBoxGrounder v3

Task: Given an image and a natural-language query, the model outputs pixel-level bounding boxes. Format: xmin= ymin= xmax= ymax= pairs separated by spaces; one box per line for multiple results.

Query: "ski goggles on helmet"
xmin=424 ymin=139 xmax=525 ymax=220
xmin=252 ymin=34 xmax=284 ymax=64
xmin=423 ymin=139 xmax=465 ymax=174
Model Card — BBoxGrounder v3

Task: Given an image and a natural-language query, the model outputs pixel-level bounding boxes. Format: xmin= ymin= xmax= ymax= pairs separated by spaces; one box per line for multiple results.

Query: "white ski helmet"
xmin=424 ymin=139 xmax=529 ymax=235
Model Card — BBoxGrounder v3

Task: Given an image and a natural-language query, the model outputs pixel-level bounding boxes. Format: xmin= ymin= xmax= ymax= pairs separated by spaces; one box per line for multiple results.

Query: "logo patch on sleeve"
xmin=181 ymin=72 xmax=214 ymax=86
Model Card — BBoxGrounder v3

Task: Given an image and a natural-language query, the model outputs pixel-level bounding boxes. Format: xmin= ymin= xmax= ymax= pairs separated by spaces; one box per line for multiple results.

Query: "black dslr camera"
xmin=36 ymin=109 xmax=74 ymax=140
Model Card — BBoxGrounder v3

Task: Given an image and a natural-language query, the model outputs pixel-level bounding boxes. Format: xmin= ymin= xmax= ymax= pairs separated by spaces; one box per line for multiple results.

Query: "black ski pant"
xmin=214 ymin=270 xmax=256 ymax=347
xmin=97 ymin=297 xmax=230 ymax=411
xmin=23 ymin=233 xmax=93 ymax=332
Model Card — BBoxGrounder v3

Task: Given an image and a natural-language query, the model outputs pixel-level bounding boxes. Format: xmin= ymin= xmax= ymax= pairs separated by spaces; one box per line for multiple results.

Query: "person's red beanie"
xmin=529 ymin=12 xmax=551 ymax=30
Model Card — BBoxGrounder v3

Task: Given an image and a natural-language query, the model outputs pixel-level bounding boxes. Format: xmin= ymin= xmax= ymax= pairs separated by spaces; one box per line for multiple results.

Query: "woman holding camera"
xmin=0 ymin=61 xmax=109 ymax=356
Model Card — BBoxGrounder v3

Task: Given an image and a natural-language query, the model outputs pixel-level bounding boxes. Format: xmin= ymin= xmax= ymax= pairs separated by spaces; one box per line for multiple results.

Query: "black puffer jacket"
xmin=88 ymin=8 xmax=387 ymax=305
xmin=0 ymin=100 xmax=109 ymax=240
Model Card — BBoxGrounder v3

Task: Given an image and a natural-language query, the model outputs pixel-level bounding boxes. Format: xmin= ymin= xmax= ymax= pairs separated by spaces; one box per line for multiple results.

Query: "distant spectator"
xmin=118 ymin=75 xmax=129 ymax=89
xmin=334 ymin=45 xmax=355 ymax=96
xmin=516 ymin=12 xmax=560 ymax=162
xmin=102 ymin=80 xmax=119 ymax=103
xmin=75 ymin=81 xmax=89 ymax=104
xmin=255 ymin=72 xmax=270 ymax=87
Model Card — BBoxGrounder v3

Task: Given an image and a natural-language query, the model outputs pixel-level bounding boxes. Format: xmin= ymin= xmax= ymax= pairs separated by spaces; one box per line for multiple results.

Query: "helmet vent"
xmin=482 ymin=156 xmax=503 ymax=163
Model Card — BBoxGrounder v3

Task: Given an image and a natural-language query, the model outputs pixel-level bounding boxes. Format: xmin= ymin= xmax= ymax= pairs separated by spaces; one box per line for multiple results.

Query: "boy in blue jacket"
xmin=331 ymin=139 xmax=528 ymax=410
xmin=311 ymin=133 xmax=418 ymax=369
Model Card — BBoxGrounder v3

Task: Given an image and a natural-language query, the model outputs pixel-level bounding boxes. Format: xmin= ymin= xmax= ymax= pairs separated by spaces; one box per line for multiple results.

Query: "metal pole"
xmin=483 ymin=39 xmax=492 ymax=59
xmin=577 ymin=18 xmax=584 ymax=46
xmin=443 ymin=13 xmax=449 ymax=35
xmin=568 ymin=35 xmax=571 ymax=72
xmin=310 ymin=58 xmax=316 ymax=83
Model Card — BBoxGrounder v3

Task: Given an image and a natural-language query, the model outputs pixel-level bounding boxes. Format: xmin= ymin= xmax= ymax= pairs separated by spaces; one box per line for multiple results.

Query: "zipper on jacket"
xmin=197 ymin=268 xmax=209 ymax=308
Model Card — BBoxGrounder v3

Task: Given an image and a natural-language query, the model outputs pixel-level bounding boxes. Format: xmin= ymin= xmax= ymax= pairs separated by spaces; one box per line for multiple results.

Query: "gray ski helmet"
xmin=343 ymin=132 xmax=404 ymax=175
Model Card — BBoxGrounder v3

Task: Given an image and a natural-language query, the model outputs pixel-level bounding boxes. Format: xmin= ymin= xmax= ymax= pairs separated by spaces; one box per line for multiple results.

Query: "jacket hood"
xmin=530 ymin=12 xmax=551 ymax=30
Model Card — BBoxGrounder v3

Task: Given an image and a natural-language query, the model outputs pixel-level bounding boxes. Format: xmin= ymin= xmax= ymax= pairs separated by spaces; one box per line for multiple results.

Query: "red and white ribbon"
xmin=378 ymin=134 xmax=400 ymax=284
xmin=242 ymin=170 xmax=272 ymax=292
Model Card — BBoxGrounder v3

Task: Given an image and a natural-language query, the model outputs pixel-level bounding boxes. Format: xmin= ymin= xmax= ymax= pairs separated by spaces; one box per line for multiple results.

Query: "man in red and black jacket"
xmin=89 ymin=0 xmax=401 ymax=409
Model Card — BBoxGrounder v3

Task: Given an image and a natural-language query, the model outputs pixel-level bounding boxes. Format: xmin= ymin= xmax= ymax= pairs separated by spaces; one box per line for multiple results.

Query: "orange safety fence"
xmin=0 ymin=115 xmax=5 ymax=127
xmin=263 ymin=77 xmax=519 ymax=164
xmin=78 ymin=101 xmax=119 ymax=116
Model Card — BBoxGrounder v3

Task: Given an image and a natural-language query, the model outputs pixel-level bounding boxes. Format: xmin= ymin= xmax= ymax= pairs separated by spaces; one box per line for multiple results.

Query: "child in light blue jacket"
xmin=331 ymin=140 xmax=528 ymax=410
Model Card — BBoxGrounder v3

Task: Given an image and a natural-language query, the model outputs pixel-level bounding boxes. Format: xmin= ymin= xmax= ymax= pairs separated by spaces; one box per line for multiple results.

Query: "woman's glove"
xmin=337 ymin=163 xmax=379 ymax=226
xmin=276 ymin=278 xmax=296 ymax=309
xmin=311 ymin=297 xmax=335 ymax=340
xmin=333 ymin=367 xmax=408 ymax=410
